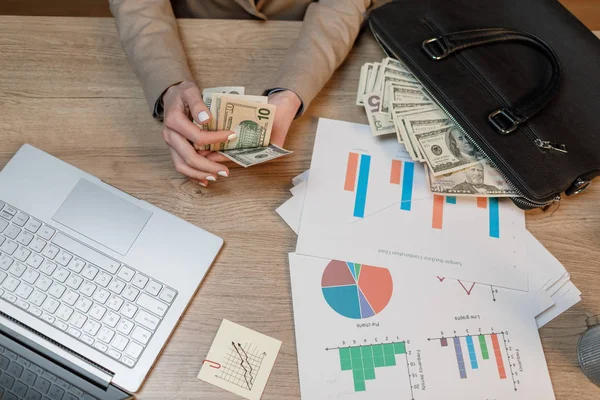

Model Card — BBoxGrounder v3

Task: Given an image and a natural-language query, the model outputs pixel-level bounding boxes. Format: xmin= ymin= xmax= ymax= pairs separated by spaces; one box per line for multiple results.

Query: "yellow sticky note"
xmin=197 ymin=319 xmax=282 ymax=400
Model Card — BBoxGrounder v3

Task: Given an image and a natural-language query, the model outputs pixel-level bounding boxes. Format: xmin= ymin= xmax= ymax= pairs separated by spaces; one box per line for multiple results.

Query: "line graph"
xmin=436 ymin=277 xmax=499 ymax=301
xmin=217 ymin=341 xmax=267 ymax=391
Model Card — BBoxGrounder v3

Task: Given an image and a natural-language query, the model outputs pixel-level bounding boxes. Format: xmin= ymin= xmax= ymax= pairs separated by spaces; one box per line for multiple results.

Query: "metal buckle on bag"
xmin=488 ymin=109 xmax=520 ymax=134
xmin=566 ymin=177 xmax=591 ymax=196
xmin=422 ymin=38 xmax=449 ymax=60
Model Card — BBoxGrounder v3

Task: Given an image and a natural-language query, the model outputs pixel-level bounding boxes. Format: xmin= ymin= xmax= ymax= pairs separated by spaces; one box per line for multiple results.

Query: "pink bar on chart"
xmin=344 ymin=152 xmax=359 ymax=191
xmin=390 ymin=160 xmax=402 ymax=184
xmin=477 ymin=197 xmax=488 ymax=209
xmin=432 ymin=195 xmax=444 ymax=229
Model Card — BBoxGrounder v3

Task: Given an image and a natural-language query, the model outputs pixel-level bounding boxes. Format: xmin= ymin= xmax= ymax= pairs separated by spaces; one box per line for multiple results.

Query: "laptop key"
xmin=7 ymin=361 xmax=23 ymax=378
xmin=30 ymin=364 xmax=44 ymax=375
xmin=33 ymin=376 xmax=51 ymax=394
xmin=38 ymin=225 xmax=55 ymax=241
xmin=8 ymin=262 xmax=26 ymax=277
xmin=0 ymin=355 xmax=9 ymax=369
xmin=0 ymin=218 xmax=9 ymax=233
xmin=47 ymin=385 xmax=65 ymax=400
xmin=0 ymin=372 xmax=15 ymax=389
xmin=22 ymin=369 xmax=37 ymax=386
xmin=42 ymin=371 xmax=56 ymax=383
xmin=1 ymin=291 xmax=17 ymax=303
xmin=25 ymin=388 xmax=43 ymax=400
xmin=24 ymin=218 xmax=42 ymax=233
xmin=2 ymin=276 xmax=20 ymax=292
xmin=14 ymin=246 xmax=31 ymax=262
xmin=0 ymin=254 xmax=13 ymax=270
xmin=30 ymin=238 xmax=47 ymax=253
xmin=13 ymin=212 xmax=29 ymax=227
xmin=4 ymin=391 xmax=18 ymax=400
xmin=64 ymin=394 xmax=78 ymax=400
xmin=41 ymin=245 xmax=59 ymax=260
xmin=159 ymin=287 xmax=176 ymax=304
xmin=13 ymin=380 xmax=28 ymax=397
xmin=27 ymin=253 xmax=44 ymax=268
xmin=16 ymin=230 xmax=34 ymax=246
xmin=5 ymin=225 xmax=21 ymax=239
xmin=0 ymin=240 xmax=18 ymax=255
xmin=146 ymin=280 xmax=162 ymax=296
xmin=55 ymin=377 xmax=70 ymax=391
xmin=0 ymin=210 xmax=14 ymax=221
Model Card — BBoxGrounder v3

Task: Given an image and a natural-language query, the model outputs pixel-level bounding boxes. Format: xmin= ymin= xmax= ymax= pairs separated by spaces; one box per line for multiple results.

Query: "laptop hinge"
xmin=0 ymin=311 xmax=114 ymax=389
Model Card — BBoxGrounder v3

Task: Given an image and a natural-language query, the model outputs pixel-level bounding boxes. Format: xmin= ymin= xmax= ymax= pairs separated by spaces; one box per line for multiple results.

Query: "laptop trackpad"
xmin=53 ymin=179 xmax=152 ymax=255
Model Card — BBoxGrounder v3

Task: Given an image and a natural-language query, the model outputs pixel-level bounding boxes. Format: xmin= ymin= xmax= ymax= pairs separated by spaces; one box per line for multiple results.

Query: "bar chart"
xmin=326 ymin=340 xmax=412 ymax=395
xmin=345 ymin=152 xmax=501 ymax=238
xmin=432 ymin=332 xmax=511 ymax=383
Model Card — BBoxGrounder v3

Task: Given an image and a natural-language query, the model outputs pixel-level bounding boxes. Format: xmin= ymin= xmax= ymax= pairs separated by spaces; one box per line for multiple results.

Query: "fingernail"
xmin=227 ymin=132 xmax=238 ymax=141
xmin=206 ymin=175 xmax=216 ymax=181
xmin=217 ymin=171 xmax=229 ymax=177
xmin=199 ymin=182 xmax=207 ymax=187
xmin=198 ymin=111 xmax=210 ymax=123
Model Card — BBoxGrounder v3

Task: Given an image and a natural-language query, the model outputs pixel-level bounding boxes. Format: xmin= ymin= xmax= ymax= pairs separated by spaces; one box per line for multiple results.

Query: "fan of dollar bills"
xmin=193 ymin=87 xmax=292 ymax=167
xmin=357 ymin=58 xmax=516 ymax=197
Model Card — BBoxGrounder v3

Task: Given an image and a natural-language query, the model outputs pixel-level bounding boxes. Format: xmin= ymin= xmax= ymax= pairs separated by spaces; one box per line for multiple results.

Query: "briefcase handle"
xmin=422 ymin=28 xmax=561 ymax=134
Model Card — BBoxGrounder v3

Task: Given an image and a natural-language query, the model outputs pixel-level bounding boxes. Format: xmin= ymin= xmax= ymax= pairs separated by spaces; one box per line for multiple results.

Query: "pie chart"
xmin=321 ymin=260 xmax=393 ymax=319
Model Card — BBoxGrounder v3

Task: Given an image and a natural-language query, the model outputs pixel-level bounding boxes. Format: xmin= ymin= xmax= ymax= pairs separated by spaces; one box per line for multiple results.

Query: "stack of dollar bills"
xmin=357 ymin=58 xmax=516 ymax=197
xmin=193 ymin=86 xmax=292 ymax=167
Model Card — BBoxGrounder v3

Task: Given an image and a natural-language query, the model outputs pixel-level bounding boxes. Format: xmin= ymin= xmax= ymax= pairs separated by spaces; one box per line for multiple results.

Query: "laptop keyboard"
xmin=0 ymin=343 xmax=96 ymax=400
xmin=0 ymin=201 xmax=178 ymax=369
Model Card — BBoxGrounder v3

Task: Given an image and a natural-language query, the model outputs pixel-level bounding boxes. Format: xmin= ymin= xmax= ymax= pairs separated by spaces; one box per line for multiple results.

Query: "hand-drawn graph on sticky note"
xmin=198 ymin=320 xmax=282 ymax=400
xmin=218 ymin=341 xmax=267 ymax=391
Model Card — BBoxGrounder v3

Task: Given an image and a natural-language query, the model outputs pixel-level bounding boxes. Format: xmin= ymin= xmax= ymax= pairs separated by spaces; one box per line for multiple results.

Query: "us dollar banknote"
xmin=211 ymin=97 xmax=276 ymax=151
xmin=209 ymin=93 xmax=268 ymax=132
xmin=219 ymin=143 xmax=292 ymax=167
xmin=426 ymin=159 xmax=517 ymax=197
xmin=356 ymin=63 xmax=373 ymax=106
xmin=202 ymin=86 xmax=245 ymax=110
xmin=363 ymin=92 xmax=395 ymax=136
xmin=413 ymin=125 xmax=486 ymax=176
xmin=394 ymin=109 xmax=450 ymax=160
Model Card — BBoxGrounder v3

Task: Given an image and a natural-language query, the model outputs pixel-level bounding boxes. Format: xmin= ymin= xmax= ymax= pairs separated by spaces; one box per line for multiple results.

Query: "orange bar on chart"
xmin=344 ymin=152 xmax=359 ymax=191
xmin=432 ymin=195 xmax=444 ymax=229
xmin=477 ymin=197 xmax=488 ymax=209
xmin=490 ymin=334 xmax=507 ymax=379
xmin=390 ymin=160 xmax=402 ymax=184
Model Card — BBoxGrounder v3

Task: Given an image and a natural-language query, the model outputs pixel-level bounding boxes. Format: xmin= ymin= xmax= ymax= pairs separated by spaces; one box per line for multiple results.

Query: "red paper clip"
xmin=202 ymin=359 xmax=221 ymax=369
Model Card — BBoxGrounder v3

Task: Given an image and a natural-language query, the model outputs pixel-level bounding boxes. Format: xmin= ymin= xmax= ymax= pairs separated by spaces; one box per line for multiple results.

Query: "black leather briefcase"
xmin=368 ymin=0 xmax=600 ymax=208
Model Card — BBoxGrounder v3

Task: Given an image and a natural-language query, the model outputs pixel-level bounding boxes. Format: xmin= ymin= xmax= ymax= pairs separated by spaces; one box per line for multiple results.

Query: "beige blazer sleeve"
xmin=267 ymin=0 xmax=374 ymax=114
xmin=109 ymin=0 xmax=194 ymax=115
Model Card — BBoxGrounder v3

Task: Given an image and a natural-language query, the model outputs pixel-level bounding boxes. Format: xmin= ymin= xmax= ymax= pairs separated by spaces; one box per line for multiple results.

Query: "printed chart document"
xmin=289 ymin=253 xmax=555 ymax=400
xmin=297 ymin=118 xmax=527 ymax=290
xmin=198 ymin=319 xmax=282 ymax=400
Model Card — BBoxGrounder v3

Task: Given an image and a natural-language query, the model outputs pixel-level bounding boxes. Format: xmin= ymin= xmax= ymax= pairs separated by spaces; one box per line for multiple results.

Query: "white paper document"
xmin=289 ymin=253 xmax=556 ymax=400
xmin=198 ymin=319 xmax=282 ymax=400
xmin=296 ymin=118 xmax=528 ymax=290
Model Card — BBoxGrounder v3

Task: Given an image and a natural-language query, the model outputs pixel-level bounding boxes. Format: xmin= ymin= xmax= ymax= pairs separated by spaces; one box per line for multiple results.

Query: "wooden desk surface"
xmin=0 ymin=16 xmax=599 ymax=400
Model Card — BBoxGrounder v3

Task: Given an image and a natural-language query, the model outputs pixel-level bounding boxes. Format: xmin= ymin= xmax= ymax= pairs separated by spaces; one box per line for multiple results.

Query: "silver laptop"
xmin=0 ymin=144 xmax=223 ymax=394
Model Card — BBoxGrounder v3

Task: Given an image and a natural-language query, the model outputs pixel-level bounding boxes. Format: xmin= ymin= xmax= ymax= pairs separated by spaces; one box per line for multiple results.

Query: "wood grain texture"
xmin=0 ymin=16 xmax=599 ymax=399
xmin=0 ymin=0 xmax=599 ymax=30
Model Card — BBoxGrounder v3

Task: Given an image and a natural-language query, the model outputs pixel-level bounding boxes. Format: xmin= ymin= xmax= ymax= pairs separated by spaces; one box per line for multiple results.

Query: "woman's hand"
xmin=161 ymin=81 xmax=237 ymax=186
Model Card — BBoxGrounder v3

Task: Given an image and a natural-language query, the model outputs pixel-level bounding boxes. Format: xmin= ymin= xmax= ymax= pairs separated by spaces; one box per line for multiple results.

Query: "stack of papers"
xmin=277 ymin=118 xmax=580 ymax=399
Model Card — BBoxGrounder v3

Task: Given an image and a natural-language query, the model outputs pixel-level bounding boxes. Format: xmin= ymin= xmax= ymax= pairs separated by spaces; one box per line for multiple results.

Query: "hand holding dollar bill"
xmin=195 ymin=87 xmax=293 ymax=167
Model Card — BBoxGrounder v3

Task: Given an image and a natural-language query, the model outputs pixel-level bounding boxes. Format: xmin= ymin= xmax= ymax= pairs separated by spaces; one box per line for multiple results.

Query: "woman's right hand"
xmin=161 ymin=81 xmax=236 ymax=186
